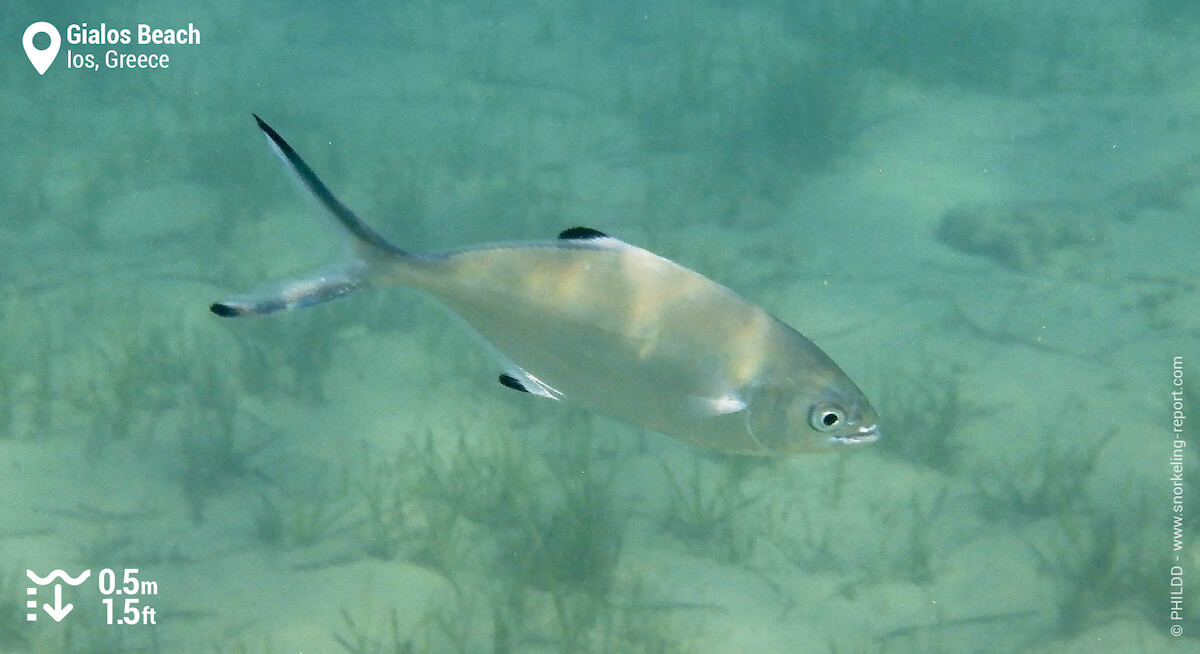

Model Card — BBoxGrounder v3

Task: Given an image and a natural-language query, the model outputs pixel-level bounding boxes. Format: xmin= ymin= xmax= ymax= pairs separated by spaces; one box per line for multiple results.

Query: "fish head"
xmin=745 ymin=372 xmax=880 ymax=454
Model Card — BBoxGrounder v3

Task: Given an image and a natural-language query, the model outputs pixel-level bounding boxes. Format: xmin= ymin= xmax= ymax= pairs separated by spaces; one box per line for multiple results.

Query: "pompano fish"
xmin=210 ymin=115 xmax=881 ymax=455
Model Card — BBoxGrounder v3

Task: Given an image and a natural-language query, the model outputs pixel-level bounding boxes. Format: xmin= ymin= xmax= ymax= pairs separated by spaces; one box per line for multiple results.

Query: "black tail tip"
xmin=210 ymin=302 xmax=241 ymax=317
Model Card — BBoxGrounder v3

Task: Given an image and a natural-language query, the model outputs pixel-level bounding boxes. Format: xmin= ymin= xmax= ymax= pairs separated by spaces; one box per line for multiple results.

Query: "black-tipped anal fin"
xmin=210 ymin=302 xmax=241 ymax=317
xmin=498 ymin=373 xmax=530 ymax=393
xmin=558 ymin=226 xmax=608 ymax=240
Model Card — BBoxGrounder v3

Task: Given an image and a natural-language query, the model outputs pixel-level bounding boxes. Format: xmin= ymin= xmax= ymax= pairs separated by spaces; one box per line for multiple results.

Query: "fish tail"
xmin=211 ymin=115 xmax=425 ymax=318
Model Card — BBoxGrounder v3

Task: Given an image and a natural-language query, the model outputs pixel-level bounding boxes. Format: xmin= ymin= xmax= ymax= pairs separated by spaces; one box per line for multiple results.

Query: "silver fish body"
xmin=212 ymin=116 xmax=881 ymax=455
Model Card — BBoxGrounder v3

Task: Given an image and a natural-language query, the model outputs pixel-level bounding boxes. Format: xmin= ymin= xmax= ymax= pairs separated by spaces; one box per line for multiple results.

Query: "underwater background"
xmin=1 ymin=0 xmax=1197 ymax=652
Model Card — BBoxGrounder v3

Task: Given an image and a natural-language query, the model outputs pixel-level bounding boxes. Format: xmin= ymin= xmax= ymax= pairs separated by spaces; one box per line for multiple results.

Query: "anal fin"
xmin=498 ymin=373 xmax=529 ymax=393
xmin=497 ymin=367 xmax=561 ymax=400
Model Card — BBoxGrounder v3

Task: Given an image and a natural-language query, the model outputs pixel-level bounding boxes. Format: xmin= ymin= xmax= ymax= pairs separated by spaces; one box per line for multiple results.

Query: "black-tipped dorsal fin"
xmin=558 ymin=226 xmax=608 ymax=240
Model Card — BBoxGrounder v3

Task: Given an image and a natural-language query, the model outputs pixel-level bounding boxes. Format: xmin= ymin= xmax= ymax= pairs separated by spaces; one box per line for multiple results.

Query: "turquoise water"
xmin=1 ymin=1 xmax=1196 ymax=652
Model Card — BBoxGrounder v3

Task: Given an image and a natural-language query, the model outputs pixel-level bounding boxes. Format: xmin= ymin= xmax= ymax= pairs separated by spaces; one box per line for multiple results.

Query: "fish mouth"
xmin=830 ymin=424 xmax=881 ymax=447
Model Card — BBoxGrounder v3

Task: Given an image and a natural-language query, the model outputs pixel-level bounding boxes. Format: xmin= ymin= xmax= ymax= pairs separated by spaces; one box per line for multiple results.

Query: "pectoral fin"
xmin=682 ymin=393 xmax=747 ymax=417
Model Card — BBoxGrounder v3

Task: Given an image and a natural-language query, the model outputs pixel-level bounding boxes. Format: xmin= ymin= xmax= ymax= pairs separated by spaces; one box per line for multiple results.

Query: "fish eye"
xmin=810 ymin=404 xmax=845 ymax=432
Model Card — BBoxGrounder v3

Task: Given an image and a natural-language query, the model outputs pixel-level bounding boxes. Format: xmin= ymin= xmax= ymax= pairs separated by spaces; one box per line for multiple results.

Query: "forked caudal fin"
xmin=210 ymin=115 xmax=408 ymax=318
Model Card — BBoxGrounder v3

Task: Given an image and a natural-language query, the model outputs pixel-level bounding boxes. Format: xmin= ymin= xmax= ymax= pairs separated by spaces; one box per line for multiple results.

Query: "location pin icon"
xmin=23 ymin=22 xmax=61 ymax=75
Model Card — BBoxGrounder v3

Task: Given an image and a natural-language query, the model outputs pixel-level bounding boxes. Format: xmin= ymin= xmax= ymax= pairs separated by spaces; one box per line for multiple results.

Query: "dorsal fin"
xmin=558 ymin=226 xmax=608 ymax=241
